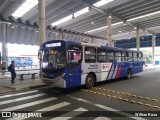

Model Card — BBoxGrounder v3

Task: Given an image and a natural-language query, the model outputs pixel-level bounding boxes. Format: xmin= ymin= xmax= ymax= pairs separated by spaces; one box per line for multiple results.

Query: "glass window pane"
xmin=85 ymin=47 xmax=96 ymax=63
xmin=68 ymin=45 xmax=82 ymax=63
xmin=115 ymin=51 xmax=121 ymax=56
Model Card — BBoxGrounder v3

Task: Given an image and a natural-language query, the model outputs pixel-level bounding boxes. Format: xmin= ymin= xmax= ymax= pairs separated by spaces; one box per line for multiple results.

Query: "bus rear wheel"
xmin=85 ymin=74 xmax=95 ymax=89
xmin=126 ymin=69 xmax=131 ymax=79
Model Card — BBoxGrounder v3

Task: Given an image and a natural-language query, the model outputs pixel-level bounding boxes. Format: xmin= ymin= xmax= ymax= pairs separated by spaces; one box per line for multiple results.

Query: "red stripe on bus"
xmin=116 ymin=65 xmax=122 ymax=78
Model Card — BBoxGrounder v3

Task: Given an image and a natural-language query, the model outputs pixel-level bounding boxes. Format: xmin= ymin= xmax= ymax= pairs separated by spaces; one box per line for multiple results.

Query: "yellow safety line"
xmin=82 ymin=89 xmax=160 ymax=110
xmin=93 ymin=87 xmax=159 ymax=102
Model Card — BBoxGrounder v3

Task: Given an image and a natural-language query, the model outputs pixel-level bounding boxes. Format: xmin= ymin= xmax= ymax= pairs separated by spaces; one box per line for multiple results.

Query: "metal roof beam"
xmin=0 ymin=0 xmax=11 ymax=12
xmin=78 ymin=0 xmax=155 ymax=34
xmin=0 ymin=19 xmax=107 ymax=41
xmin=2 ymin=0 xmax=24 ymax=18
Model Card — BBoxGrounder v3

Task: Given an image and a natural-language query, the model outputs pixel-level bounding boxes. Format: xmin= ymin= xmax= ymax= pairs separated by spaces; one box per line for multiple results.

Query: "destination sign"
xmin=45 ymin=42 xmax=61 ymax=47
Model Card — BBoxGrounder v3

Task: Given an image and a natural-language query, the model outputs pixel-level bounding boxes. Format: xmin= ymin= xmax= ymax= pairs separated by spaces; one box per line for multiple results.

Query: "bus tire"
xmin=85 ymin=74 xmax=95 ymax=89
xmin=126 ymin=69 xmax=131 ymax=79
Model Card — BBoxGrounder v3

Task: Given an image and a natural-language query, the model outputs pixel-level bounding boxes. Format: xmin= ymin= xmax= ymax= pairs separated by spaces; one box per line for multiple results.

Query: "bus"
xmin=8 ymin=56 xmax=33 ymax=66
xmin=0 ymin=53 xmax=33 ymax=67
xmin=38 ymin=40 xmax=143 ymax=89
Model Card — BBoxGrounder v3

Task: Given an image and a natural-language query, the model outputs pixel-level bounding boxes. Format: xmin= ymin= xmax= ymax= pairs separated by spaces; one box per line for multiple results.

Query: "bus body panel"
xmin=119 ymin=63 xmax=128 ymax=78
xmin=66 ymin=64 xmax=82 ymax=88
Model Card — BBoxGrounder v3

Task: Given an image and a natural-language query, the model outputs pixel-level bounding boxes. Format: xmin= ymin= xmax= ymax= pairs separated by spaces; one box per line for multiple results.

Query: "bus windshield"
xmin=42 ymin=48 xmax=66 ymax=70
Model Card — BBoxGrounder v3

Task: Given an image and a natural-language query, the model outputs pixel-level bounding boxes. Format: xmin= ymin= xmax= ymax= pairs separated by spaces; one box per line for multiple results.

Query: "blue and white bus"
xmin=39 ymin=40 xmax=143 ymax=88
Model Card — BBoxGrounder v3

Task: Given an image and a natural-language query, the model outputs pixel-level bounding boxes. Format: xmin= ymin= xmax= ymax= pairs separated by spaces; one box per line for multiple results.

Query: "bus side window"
xmin=128 ymin=52 xmax=133 ymax=61
xmin=133 ymin=52 xmax=138 ymax=61
xmin=85 ymin=47 xmax=96 ymax=63
xmin=107 ymin=50 xmax=115 ymax=62
xmin=97 ymin=48 xmax=106 ymax=63
xmin=115 ymin=51 xmax=122 ymax=62
xmin=122 ymin=51 xmax=126 ymax=62
xmin=138 ymin=52 xmax=142 ymax=61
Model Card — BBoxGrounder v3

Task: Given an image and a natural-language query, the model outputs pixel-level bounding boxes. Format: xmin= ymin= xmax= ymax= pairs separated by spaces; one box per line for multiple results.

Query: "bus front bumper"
xmin=41 ymin=73 xmax=65 ymax=88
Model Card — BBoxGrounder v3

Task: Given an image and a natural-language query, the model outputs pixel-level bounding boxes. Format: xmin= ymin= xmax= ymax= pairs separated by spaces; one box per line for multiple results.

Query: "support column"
xmin=136 ymin=27 xmax=140 ymax=51
xmin=59 ymin=32 xmax=64 ymax=40
xmin=38 ymin=0 xmax=46 ymax=78
xmin=1 ymin=23 xmax=8 ymax=74
xmin=152 ymin=33 xmax=155 ymax=66
xmin=38 ymin=0 xmax=46 ymax=45
xmin=107 ymin=15 xmax=112 ymax=47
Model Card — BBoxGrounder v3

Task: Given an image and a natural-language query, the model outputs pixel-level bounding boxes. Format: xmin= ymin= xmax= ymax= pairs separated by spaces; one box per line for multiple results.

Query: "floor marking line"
xmin=67 ymin=95 xmax=147 ymax=120
xmin=82 ymin=89 xmax=160 ymax=110
xmin=0 ymin=97 xmax=57 ymax=111
xmin=0 ymin=93 xmax=45 ymax=105
xmin=0 ymin=90 xmax=38 ymax=99
xmin=93 ymin=87 xmax=160 ymax=102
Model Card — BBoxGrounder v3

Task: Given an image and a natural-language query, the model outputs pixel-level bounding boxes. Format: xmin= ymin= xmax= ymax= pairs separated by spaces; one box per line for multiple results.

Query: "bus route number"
xmin=49 ymin=50 xmax=57 ymax=55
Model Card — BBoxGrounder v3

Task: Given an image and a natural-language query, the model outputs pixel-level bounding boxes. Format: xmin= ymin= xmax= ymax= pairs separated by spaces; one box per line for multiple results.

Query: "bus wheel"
xmin=126 ymin=69 xmax=131 ymax=79
xmin=85 ymin=74 xmax=95 ymax=89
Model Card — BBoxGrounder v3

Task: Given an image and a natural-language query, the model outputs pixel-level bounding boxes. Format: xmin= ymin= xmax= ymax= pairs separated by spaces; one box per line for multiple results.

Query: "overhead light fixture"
xmin=51 ymin=15 xmax=72 ymax=26
xmin=93 ymin=0 xmax=114 ymax=7
xmin=127 ymin=10 xmax=160 ymax=22
xmin=51 ymin=0 xmax=114 ymax=26
xmin=51 ymin=7 xmax=89 ymax=26
xmin=12 ymin=0 xmax=38 ymax=18
xmin=108 ymin=15 xmax=112 ymax=18
xmin=91 ymin=21 xmax=95 ymax=25
xmin=112 ymin=22 xmax=123 ymax=26
xmin=11 ymin=26 xmax=14 ymax=28
xmin=86 ymin=22 xmax=123 ymax=33
xmin=35 ymin=29 xmax=38 ymax=32
xmin=118 ymin=30 xmax=121 ymax=33
xmin=86 ymin=26 xmax=107 ymax=33
xmin=134 ymin=27 xmax=137 ymax=30
xmin=74 ymin=7 xmax=89 ymax=17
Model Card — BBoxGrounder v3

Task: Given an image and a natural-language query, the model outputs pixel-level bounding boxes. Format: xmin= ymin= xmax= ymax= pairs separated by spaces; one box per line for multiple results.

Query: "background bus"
xmin=8 ymin=56 xmax=33 ymax=66
xmin=39 ymin=40 xmax=143 ymax=89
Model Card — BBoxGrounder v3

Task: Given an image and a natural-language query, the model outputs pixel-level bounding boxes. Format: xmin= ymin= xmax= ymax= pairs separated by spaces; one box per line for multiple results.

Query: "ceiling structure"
xmin=0 ymin=0 xmax=160 ymax=45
